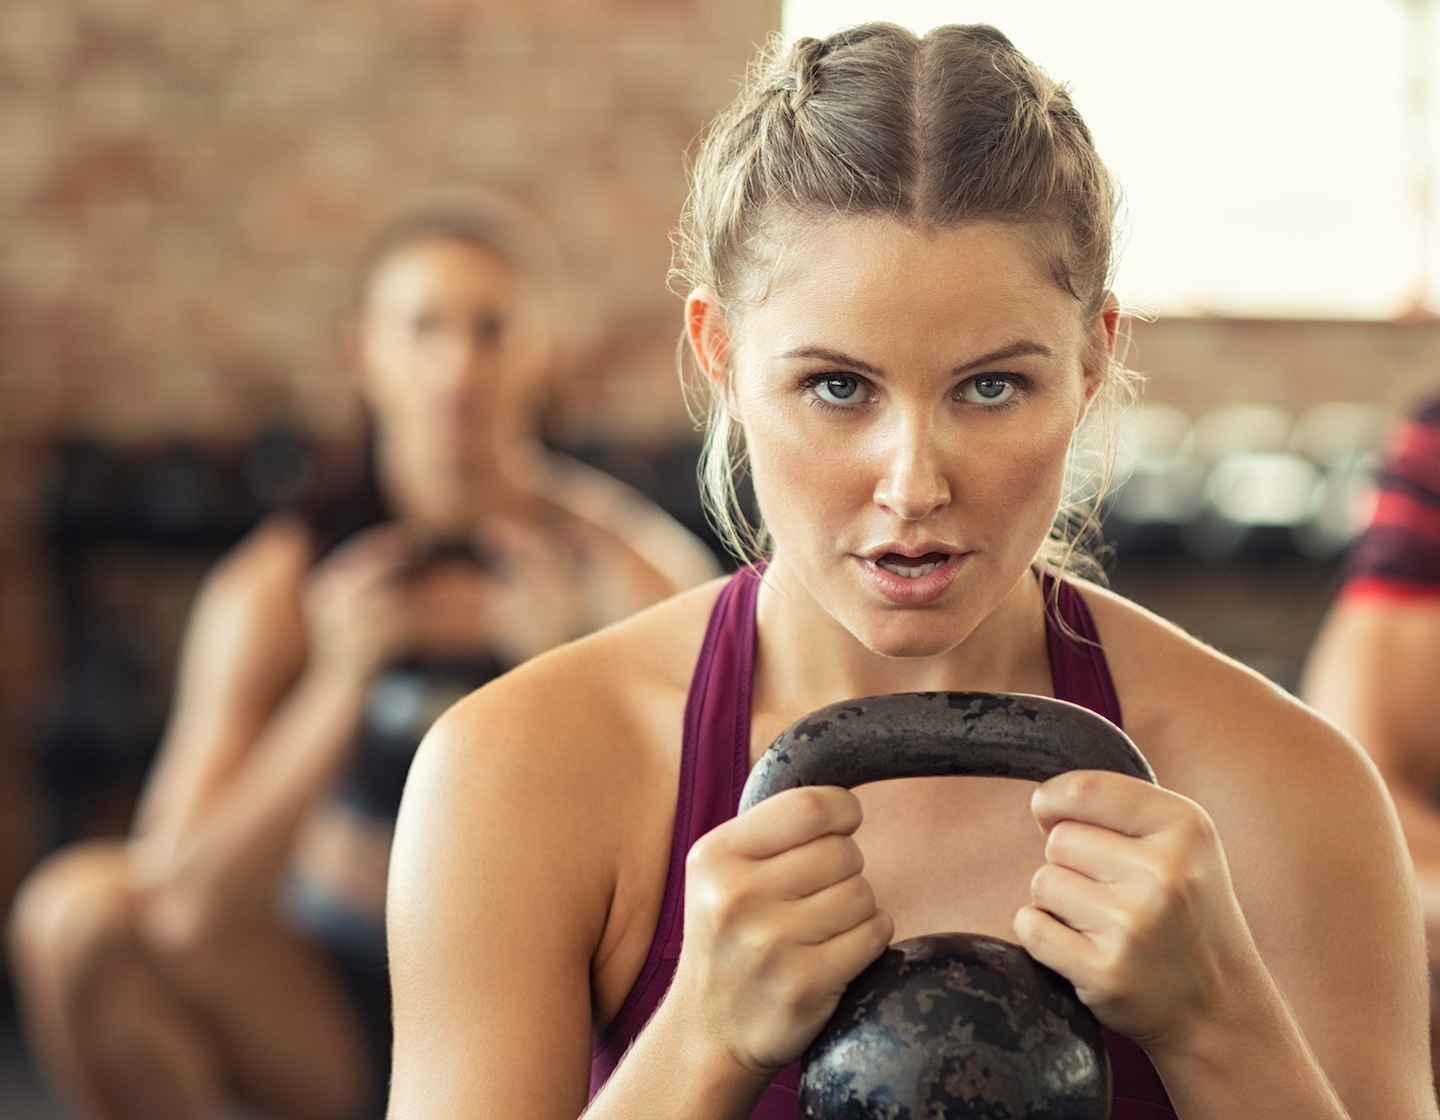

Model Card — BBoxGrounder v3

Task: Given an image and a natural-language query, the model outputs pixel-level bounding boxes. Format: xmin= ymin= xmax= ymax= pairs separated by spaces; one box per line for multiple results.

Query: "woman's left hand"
xmin=1013 ymin=770 xmax=1264 ymax=1055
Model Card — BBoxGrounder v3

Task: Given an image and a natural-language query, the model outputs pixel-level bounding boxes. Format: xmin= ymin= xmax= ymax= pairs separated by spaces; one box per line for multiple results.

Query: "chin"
xmin=852 ymin=614 xmax=970 ymax=662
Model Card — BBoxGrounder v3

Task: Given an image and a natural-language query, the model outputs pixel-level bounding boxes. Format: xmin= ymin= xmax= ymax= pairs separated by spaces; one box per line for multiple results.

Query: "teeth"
xmin=878 ymin=558 xmax=942 ymax=578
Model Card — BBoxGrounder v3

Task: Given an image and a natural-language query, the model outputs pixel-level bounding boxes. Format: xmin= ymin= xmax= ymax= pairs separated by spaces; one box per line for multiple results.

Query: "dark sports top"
xmin=303 ymin=452 xmax=502 ymax=822
xmin=589 ymin=565 xmax=1177 ymax=1118
xmin=1339 ymin=395 xmax=1440 ymax=603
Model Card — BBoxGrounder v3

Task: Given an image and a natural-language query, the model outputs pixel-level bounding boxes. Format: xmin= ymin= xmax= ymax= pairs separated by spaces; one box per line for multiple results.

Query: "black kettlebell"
xmin=737 ymin=691 xmax=1157 ymax=1120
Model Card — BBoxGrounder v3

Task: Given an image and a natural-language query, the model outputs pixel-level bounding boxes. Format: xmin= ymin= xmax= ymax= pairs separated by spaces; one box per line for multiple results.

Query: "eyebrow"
xmin=779 ymin=340 xmax=1056 ymax=377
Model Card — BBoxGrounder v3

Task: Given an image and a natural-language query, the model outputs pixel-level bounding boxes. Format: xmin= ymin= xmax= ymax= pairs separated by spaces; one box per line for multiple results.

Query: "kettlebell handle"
xmin=739 ymin=691 xmax=1156 ymax=812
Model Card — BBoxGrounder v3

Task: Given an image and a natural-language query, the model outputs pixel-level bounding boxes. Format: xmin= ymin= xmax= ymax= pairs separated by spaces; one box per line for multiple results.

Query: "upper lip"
xmin=863 ymin=542 xmax=960 ymax=563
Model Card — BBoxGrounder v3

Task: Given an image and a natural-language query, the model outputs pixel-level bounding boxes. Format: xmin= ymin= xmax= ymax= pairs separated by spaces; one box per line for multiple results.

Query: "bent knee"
xmin=8 ymin=840 xmax=136 ymax=980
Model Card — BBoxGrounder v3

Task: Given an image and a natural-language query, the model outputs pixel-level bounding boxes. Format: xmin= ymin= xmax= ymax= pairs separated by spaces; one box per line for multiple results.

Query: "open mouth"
xmin=875 ymin=551 xmax=950 ymax=578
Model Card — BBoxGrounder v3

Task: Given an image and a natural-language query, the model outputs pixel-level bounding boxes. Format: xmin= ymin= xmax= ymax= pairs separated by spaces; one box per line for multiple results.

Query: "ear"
xmin=1080 ymin=292 xmax=1120 ymax=407
xmin=685 ymin=286 xmax=731 ymax=391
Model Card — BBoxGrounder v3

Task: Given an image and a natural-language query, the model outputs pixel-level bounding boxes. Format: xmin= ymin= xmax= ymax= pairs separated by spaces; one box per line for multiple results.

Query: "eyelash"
xmin=800 ymin=373 xmax=871 ymax=412
xmin=959 ymin=374 xmax=1027 ymax=409
xmin=798 ymin=372 xmax=1028 ymax=413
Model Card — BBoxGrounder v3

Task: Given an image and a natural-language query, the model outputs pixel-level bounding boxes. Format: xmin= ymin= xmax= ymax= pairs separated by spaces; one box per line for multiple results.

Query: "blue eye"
xmin=961 ymin=376 xmax=1017 ymax=405
xmin=813 ymin=376 xmax=862 ymax=405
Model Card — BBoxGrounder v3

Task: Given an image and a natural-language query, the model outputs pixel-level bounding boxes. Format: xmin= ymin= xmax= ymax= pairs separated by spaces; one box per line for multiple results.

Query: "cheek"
xmin=357 ymin=348 xmax=407 ymax=415
xmin=742 ymin=411 xmax=818 ymax=523
xmin=971 ymin=417 xmax=1075 ymax=508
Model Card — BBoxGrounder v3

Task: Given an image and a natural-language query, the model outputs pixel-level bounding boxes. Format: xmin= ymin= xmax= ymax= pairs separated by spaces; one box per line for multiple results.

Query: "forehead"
xmin=734 ymin=216 xmax=1083 ymax=352
xmin=364 ymin=237 xmax=518 ymax=313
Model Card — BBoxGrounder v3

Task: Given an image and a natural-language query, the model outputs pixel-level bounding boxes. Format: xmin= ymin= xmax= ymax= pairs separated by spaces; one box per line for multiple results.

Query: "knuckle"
xmin=687 ymin=827 xmax=723 ymax=864
xmin=1015 ymin=907 xmax=1051 ymax=956
xmin=1045 ymin=819 xmax=1079 ymax=860
xmin=1112 ymin=901 xmax=1147 ymax=943
xmin=1120 ymin=875 xmax=1180 ymax=940
xmin=829 ymin=835 xmax=864 ymax=878
xmin=835 ymin=877 xmax=877 ymax=923
xmin=1095 ymin=947 xmax=1136 ymax=996
xmin=784 ymin=787 xmax=835 ymax=834
xmin=736 ymin=920 xmax=779 ymax=963
xmin=1064 ymin=769 xmax=1106 ymax=803
xmin=695 ymin=876 xmax=751 ymax=931
xmin=864 ymin=911 xmax=894 ymax=954
xmin=1029 ymin=863 xmax=1058 ymax=903
xmin=685 ymin=834 xmax=725 ymax=880
xmin=1177 ymin=802 xmax=1218 ymax=849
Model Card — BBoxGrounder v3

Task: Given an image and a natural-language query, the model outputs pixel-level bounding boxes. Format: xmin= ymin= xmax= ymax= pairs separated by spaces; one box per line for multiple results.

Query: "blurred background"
xmin=1 ymin=0 xmax=1438 ymax=1113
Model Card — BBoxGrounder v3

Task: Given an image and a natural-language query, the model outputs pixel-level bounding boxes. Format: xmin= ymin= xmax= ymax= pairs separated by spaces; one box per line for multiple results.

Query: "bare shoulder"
xmin=196 ymin=513 xmax=313 ymax=621
xmin=391 ymin=578 xmax=727 ymax=1027
xmin=1075 ymin=580 xmax=1369 ymax=788
xmin=1072 ymin=579 xmax=1404 ymax=905
xmin=173 ymin=514 xmax=312 ymax=693
xmin=406 ymin=576 xmax=727 ymax=832
xmin=540 ymin=451 xmax=721 ymax=590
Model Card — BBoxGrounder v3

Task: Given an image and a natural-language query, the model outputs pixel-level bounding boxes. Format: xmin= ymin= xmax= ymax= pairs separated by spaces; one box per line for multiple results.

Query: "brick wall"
xmin=1128 ymin=316 xmax=1440 ymax=419
xmin=0 ymin=0 xmax=781 ymax=911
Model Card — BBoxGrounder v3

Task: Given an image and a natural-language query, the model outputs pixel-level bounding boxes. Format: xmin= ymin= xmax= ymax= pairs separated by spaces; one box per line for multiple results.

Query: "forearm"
xmin=584 ymin=996 xmax=774 ymax=1120
xmin=134 ymin=664 xmax=369 ymax=940
xmin=1151 ymin=962 xmax=1348 ymax=1120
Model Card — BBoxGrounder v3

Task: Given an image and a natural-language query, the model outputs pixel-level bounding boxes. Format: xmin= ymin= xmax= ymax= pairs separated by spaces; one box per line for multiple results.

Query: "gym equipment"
xmin=739 ymin=690 xmax=1156 ymax=1120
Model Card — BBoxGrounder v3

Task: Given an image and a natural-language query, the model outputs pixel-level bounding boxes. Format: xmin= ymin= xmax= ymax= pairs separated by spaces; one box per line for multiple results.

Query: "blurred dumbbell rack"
xmin=34 ymin=427 xmax=326 ymax=847
xmin=1101 ymin=401 xmax=1392 ymax=692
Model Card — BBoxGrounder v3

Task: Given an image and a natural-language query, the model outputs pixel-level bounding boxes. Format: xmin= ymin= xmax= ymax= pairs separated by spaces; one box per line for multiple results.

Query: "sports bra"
xmin=301 ymin=451 xmax=502 ymax=824
xmin=590 ymin=565 xmax=1176 ymax=1118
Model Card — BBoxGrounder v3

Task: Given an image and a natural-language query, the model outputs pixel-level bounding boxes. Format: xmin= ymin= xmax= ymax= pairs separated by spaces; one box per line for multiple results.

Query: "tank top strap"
xmin=672 ymin=562 xmax=764 ymax=935
xmin=590 ymin=564 xmax=763 ymax=1076
xmin=1040 ymin=568 xmax=1124 ymax=728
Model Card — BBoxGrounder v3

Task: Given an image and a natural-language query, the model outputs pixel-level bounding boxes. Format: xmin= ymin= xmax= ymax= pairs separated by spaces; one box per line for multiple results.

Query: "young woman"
xmin=385 ymin=25 xmax=1437 ymax=1120
xmin=6 ymin=198 xmax=718 ymax=1120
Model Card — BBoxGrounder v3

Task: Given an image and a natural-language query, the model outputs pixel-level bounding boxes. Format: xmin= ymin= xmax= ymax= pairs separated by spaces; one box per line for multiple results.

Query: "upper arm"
xmin=1163 ymin=659 xmax=1436 ymax=1116
xmin=1235 ymin=706 xmax=1431 ymax=1112
xmin=133 ymin=516 xmax=311 ymax=842
xmin=386 ymin=672 xmax=621 ymax=1119
xmin=1095 ymin=592 xmax=1436 ymax=1114
xmin=1301 ymin=598 xmax=1440 ymax=786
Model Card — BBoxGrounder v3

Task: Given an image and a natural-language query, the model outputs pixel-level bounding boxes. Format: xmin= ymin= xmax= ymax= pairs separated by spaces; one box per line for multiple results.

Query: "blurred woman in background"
xmin=5 ymin=195 xmax=719 ymax=1120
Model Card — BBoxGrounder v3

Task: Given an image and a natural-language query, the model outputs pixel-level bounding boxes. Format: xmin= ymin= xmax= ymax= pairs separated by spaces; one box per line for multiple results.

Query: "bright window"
xmin=782 ymin=0 xmax=1437 ymax=319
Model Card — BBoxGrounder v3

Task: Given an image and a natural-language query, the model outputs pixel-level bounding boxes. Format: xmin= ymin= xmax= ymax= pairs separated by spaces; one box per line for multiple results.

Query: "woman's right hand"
xmin=668 ymin=785 xmax=894 ymax=1077
xmin=301 ymin=524 xmax=420 ymax=685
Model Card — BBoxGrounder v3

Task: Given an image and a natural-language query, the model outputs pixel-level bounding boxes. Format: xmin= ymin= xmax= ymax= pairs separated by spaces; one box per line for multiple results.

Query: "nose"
xmin=424 ymin=326 xmax=490 ymax=391
xmin=872 ymin=415 xmax=951 ymax=521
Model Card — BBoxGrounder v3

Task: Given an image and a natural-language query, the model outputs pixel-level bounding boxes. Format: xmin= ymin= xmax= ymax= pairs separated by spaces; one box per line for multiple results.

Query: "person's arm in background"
xmin=1302 ymin=596 xmax=1440 ymax=959
xmin=128 ymin=515 xmax=418 ymax=948
xmin=1301 ymin=396 xmax=1440 ymax=962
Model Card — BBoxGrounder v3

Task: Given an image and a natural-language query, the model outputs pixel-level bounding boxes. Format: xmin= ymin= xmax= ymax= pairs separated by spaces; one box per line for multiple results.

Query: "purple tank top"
xmin=590 ymin=567 xmax=1177 ymax=1118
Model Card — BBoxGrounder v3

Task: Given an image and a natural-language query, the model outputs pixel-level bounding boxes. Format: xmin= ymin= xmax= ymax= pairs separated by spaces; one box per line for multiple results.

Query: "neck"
xmin=372 ymin=431 xmax=548 ymax=534
xmin=751 ymin=556 xmax=1052 ymax=723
